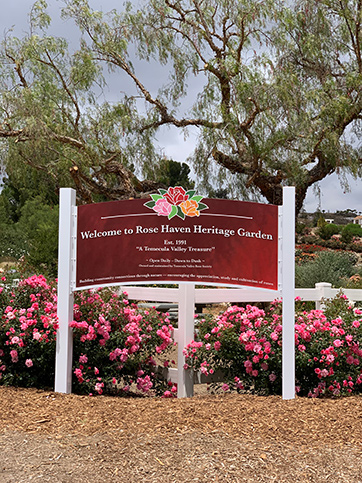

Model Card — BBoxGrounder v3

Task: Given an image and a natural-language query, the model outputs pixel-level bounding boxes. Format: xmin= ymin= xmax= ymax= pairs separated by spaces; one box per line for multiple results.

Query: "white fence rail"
xmin=123 ymin=282 xmax=362 ymax=312
xmin=296 ymin=282 xmax=362 ymax=309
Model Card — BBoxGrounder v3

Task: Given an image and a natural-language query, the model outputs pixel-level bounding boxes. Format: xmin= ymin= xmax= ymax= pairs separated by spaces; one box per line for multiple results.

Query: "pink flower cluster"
xmin=70 ymin=289 xmax=175 ymax=397
xmin=161 ymin=380 xmax=178 ymax=398
xmin=184 ymin=296 xmax=362 ymax=398
xmin=0 ymin=275 xmax=59 ymax=379
xmin=1 ymin=276 xmax=176 ymax=397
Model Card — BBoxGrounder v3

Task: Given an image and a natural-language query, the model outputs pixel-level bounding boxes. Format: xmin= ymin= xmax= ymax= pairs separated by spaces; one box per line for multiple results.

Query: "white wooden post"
xmin=315 ymin=282 xmax=333 ymax=310
xmin=282 ymin=187 xmax=295 ymax=399
xmin=177 ymin=283 xmax=195 ymax=398
xmin=54 ymin=188 xmax=76 ymax=393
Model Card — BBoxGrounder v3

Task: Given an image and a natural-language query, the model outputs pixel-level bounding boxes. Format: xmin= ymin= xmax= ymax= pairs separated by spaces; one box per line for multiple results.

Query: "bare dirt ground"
xmin=0 ymin=387 xmax=361 ymax=482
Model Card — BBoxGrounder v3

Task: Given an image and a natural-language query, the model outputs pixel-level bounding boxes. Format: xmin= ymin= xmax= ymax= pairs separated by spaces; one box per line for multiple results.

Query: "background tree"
xmin=0 ymin=0 xmax=361 ymax=214
xmin=155 ymin=159 xmax=194 ymax=190
xmin=0 ymin=1 xmax=165 ymax=206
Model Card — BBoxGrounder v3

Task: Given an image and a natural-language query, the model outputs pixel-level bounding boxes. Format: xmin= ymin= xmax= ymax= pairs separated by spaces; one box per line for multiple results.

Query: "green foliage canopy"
xmin=0 ymin=0 xmax=361 ymax=213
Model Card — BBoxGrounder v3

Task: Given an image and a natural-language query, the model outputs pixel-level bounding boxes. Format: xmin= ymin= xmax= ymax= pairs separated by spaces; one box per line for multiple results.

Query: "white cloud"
xmin=304 ymin=175 xmax=362 ymax=214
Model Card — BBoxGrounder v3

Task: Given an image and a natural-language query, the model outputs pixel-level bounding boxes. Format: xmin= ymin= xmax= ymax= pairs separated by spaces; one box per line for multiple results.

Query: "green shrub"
xmin=299 ymin=234 xmax=319 ymax=244
xmin=341 ymin=223 xmax=362 ymax=244
xmin=317 ymin=239 xmax=346 ymax=250
xmin=295 ymin=250 xmax=357 ymax=288
xmin=0 ymin=223 xmax=28 ymax=259
xmin=318 ymin=223 xmax=341 ymax=240
xmin=17 ymin=197 xmax=59 ymax=277
xmin=348 ymin=241 xmax=362 ymax=253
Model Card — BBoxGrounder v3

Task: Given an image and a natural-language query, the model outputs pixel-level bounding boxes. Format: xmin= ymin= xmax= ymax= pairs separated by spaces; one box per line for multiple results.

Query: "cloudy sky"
xmin=1 ymin=0 xmax=361 ymax=214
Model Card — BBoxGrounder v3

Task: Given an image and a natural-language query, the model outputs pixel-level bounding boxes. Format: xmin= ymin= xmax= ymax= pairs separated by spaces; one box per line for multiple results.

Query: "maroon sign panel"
xmin=76 ymin=191 xmax=279 ymax=290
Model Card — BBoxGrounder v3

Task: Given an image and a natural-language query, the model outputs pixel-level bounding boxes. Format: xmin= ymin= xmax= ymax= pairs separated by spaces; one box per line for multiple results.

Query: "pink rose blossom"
xmin=10 ymin=350 xmax=18 ymax=363
xmin=25 ymin=359 xmax=33 ymax=368
xmin=214 ymin=340 xmax=221 ymax=351
xmin=253 ymin=343 xmax=262 ymax=353
xmin=136 ymin=375 xmax=153 ymax=393
xmin=270 ymin=332 xmax=278 ymax=341
xmin=326 ymin=354 xmax=335 ymax=363
xmin=95 ymin=381 xmax=104 ymax=394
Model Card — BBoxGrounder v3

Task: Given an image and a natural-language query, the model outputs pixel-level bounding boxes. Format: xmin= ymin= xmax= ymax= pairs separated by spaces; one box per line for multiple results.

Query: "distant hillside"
xmin=298 ymin=211 xmax=359 ymax=226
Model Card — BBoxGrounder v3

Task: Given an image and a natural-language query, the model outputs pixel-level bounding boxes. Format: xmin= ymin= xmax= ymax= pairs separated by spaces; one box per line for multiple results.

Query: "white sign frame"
xmin=55 ymin=187 xmax=295 ymax=399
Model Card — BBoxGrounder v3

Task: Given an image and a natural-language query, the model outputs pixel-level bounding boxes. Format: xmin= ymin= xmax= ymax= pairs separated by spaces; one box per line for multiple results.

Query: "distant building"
xmin=353 ymin=215 xmax=362 ymax=226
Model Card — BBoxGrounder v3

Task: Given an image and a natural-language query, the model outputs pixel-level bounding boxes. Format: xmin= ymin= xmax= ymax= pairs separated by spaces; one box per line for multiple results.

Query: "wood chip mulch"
xmin=0 ymin=386 xmax=361 ymax=482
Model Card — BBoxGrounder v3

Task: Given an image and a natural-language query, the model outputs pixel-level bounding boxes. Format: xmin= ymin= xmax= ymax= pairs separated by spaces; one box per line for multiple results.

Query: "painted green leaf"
xmin=190 ymin=195 xmax=203 ymax=203
xmin=186 ymin=190 xmax=196 ymax=198
xmin=198 ymin=203 xmax=209 ymax=211
xmin=151 ymin=194 xmax=163 ymax=202
xmin=159 ymin=189 xmax=167 ymax=195
xmin=177 ymin=206 xmax=186 ymax=219
xmin=168 ymin=205 xmax=178 ymax=219
xmin=144 ymin=201 xmax=156 ymax=209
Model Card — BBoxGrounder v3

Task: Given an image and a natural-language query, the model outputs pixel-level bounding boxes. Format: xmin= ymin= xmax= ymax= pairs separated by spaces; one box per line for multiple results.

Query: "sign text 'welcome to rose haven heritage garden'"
xmin=76 ymin=187 xmax=279 ymax=290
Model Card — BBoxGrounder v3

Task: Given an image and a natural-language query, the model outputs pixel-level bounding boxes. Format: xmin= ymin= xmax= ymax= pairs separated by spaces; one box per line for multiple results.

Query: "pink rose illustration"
xmin=153 ymin=198 xmax=173 ymax=216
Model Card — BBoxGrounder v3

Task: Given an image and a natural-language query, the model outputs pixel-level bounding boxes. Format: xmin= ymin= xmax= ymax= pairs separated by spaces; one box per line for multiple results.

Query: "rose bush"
xmin=1 ymin=274 xmax=361 ymax=399
xmin=184 ymin=295 xmax=362 ymax=397
xmin=71 ymin=289 xmax=176 ymax=396
xmin=0 ymin=275 xmax=176 ymax=396
xmin=0 ymin=275 xmax=59 ymax=388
